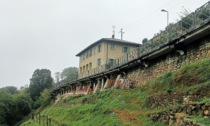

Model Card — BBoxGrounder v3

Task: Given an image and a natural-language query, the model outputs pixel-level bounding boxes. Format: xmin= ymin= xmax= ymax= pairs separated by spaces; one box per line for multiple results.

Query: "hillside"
xmin=21 ymin=58 xmax=210 ymax=126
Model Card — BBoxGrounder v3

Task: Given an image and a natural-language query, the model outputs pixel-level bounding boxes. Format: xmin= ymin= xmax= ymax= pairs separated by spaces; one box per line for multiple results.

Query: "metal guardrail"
xmin=53 ymin=1 xmax=210 ymax=91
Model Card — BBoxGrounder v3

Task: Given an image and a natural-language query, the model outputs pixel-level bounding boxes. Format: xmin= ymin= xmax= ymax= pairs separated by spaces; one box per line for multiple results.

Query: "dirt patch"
xmin=114 ymin=109 xmax=148 ymax=126
xmin=130 ymin=98 xmax=138 ymax=104
xmin=114 ymin=109 xmax=138 ymax=122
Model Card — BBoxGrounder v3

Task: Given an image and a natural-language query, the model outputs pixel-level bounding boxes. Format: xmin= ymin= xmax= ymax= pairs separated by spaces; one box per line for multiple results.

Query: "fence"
xmin=23 ymin=113 xmax=66 ymax=126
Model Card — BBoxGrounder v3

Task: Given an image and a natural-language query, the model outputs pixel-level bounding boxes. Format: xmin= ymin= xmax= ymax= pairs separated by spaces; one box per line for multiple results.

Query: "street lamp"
xmin=161 ymin=9 xmax=170 ymax=41
xmin=161 ymin=9 xmax=169 ymax=27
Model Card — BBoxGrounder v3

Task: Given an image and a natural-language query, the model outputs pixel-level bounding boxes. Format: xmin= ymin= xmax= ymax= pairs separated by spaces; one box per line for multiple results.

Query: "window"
xmin=86 ymin=52 xmax=88 ymax=58
xmin=89 ymin=62 xmax=92 ymax=69
xmin=98 ymin=45 xmax=101 ymax=53
xmin=93 ymin=47 xmax=96 ymax=55
xmin=122 ymin=47 xmax=130 ymax=53
xmin=89 ymin=49 xmax=92 ymax=57
xmin=83 ymin=66 xmax=85 ymax=72
xmin=109 ymin=59 xmax=115 ymax=66
xmin=97 ymin=58 xmax=101 ymax=66
xmin=83 ymin=54 xmax=85 ymax=60
xmin=110 ymin=43 xmax=115 ymax=50
xmin=86 ymin=64 xmax=89 ymax=71
xmin=80 ymin=67 xmax=83 ymax=73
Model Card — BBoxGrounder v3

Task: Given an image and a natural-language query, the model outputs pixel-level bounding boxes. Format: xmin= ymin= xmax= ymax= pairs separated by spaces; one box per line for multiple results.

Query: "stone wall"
xmin=150 ymin=102 xmax=210 ymax=126
xmin=146 ymin=83 xmax=210 ymax=109
xmin=127 ymin=36 xmax=210 ymax=86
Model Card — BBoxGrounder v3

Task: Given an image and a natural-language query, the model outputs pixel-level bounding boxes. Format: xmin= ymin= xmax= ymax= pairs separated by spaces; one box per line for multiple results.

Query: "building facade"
xmin=76 ymin=38 xmax=140 ymax=79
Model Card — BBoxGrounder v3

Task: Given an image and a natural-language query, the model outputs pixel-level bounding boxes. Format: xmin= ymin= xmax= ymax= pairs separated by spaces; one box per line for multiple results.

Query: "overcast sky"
xmin=0 ymin=0 xmax=209 ymax=88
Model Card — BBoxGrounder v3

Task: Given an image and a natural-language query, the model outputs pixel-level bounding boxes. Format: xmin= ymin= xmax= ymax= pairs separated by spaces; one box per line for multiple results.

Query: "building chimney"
xmin=112 ymin=34 xmax=115 ymax=39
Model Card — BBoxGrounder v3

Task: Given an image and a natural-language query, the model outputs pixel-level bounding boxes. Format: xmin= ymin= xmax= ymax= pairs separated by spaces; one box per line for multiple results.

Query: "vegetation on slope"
xmin=0 ymin=86 xmax=32 ymax=126
xmin=21 ymin=58 xmax=210 ymax=126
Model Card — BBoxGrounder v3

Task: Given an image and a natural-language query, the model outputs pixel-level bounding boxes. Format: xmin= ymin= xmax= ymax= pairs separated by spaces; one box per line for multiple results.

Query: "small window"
xmin=98 ymin=45 xmax=101 ymax=53
xmin=86 ymin=64 xmax=89 ymax=71
xmin=122 ymin=47 xmax=129 ymax=53
xmin=89 ymin=49 xmax=92 ymax=57
xmin=83 ymin=66 xmax=86 ymax=72
xmin=86 ymin=52 xmax=88 ymax=58
xmin=97 ymin=58 xmax=101 ymax=66
xmin=93 ymin=47 xmax=96 ymax=55
xmin=89 ymin=62 xmax=92 ymax=69
xmin=80 ymin=67 xmax=83 ymax=73
xmin=83 ymin=54 xmax=85 ymax=60
xmin=110 ymin=43 xmax=115 ymax=50
xmin=109 ymin=59 xmax=115 ymax=65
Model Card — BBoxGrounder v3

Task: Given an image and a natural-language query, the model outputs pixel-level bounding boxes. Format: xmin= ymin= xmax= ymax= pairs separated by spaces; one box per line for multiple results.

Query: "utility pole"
xmin=119 ymin=28 xmax=124 ymax=40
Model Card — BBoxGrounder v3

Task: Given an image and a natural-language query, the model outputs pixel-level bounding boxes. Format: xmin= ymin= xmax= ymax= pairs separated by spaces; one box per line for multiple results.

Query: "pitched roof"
xmin=76 ymin=38 xmax=140 ymax=56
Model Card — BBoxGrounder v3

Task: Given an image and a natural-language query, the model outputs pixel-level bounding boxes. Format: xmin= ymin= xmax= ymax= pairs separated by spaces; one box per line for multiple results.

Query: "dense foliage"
xmin=0 ymin=87 xmax=32 ymax=126
xmin=0 ymin=69 xmax=54 ymax=125
xmin=54 ymin=67 xmax=78 ymax=87
xmin=29 ymin=69 xmax=53 ymax=101
xmin=60 ymin=67 xmax=78 ymax=81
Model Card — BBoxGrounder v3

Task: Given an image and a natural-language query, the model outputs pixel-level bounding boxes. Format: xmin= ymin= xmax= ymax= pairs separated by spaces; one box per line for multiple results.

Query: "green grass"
xmin=174 ymin=59 xmax=210 ymax=86
xmin=199 ymin=97 xmax=210 ymax=104
xmin=21 ymin=58 xmax=210 ymax=126
xmin=187 ymin=115 xmax=210 ymax=125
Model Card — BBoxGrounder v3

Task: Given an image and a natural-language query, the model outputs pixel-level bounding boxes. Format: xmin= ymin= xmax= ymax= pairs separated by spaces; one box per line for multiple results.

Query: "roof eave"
xmin=75 ymin=38 xmax=140 ymax=56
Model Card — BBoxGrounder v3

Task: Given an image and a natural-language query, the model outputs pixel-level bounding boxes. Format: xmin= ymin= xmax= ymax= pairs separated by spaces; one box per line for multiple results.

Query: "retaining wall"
xmin=127 ymin=36 xmax=210 ymax=86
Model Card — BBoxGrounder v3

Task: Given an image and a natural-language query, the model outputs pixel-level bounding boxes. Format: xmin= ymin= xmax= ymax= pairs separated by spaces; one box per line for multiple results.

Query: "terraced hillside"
xmin=21 ymin=58 xmax=210 ymax=126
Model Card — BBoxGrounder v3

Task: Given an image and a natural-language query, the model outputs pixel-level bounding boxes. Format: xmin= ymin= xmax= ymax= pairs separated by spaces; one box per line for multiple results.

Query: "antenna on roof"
xmin=112 ymin=25 xmax=115 ymax=39
xmin=119 ymin=28 xmax=124 ymax=40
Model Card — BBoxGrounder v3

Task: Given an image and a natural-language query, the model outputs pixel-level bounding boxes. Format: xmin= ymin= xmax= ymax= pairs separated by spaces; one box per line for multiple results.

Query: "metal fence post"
xmin=43 ymin=115 xmax=45 ymax=126
xmin=49 ymin=117 xmax=51 ymax=126
xmin=47 ymin=116 xmax=49 ymax=126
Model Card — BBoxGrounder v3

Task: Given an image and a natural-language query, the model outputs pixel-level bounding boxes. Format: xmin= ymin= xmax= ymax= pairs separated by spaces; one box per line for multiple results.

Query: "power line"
xmin=123 ymin=0 xmax=183 ymax=34
xmin=124 ymin=0 xmax=180 ymax=30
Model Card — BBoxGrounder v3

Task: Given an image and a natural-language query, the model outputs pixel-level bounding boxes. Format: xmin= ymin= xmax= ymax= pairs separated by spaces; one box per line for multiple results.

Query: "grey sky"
xmin=0 ymin=0 xmax=209 ymax=88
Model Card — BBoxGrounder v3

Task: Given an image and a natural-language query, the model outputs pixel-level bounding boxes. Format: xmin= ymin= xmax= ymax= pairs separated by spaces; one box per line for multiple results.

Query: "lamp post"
xmin=161 ymin=9 xmax=170 ymax=41
xmin=161 ymin=9 xmax=169 ymax=27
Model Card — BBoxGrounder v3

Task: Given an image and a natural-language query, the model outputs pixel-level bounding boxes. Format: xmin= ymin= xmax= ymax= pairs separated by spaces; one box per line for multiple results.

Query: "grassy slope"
xmin=21 ymin=58 xmax=210 ymax=126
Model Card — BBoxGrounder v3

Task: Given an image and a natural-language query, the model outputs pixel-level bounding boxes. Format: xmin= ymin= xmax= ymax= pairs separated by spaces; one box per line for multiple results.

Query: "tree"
xmin=54 ymin=72 xmax=61 ymax=87
xmin=60 ymin=67 xmax=78 ymax=82
xmin=3 ymin=86 xmax=18 ymax=94
xmin=0 ymin=86 xmax=33 ymax=125
xmin=0 ymin=89 xmax=12 ymax=125
xmin=37 ymin=89 xmax=51 ymax=108
xmin=29 ymin=69 xmax=53 ymax=101
xmin=54 ymin=72 xmax=61 ymax=83
xmin=142 ymin=38 xmax=148 ymax=44
xmin=20 ymin=84 xmax=29 ymax=91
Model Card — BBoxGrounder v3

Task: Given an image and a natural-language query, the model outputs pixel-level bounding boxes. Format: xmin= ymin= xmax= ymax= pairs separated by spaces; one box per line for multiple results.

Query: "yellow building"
xmin=76 ymin=38 xmax=140 ymax=79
